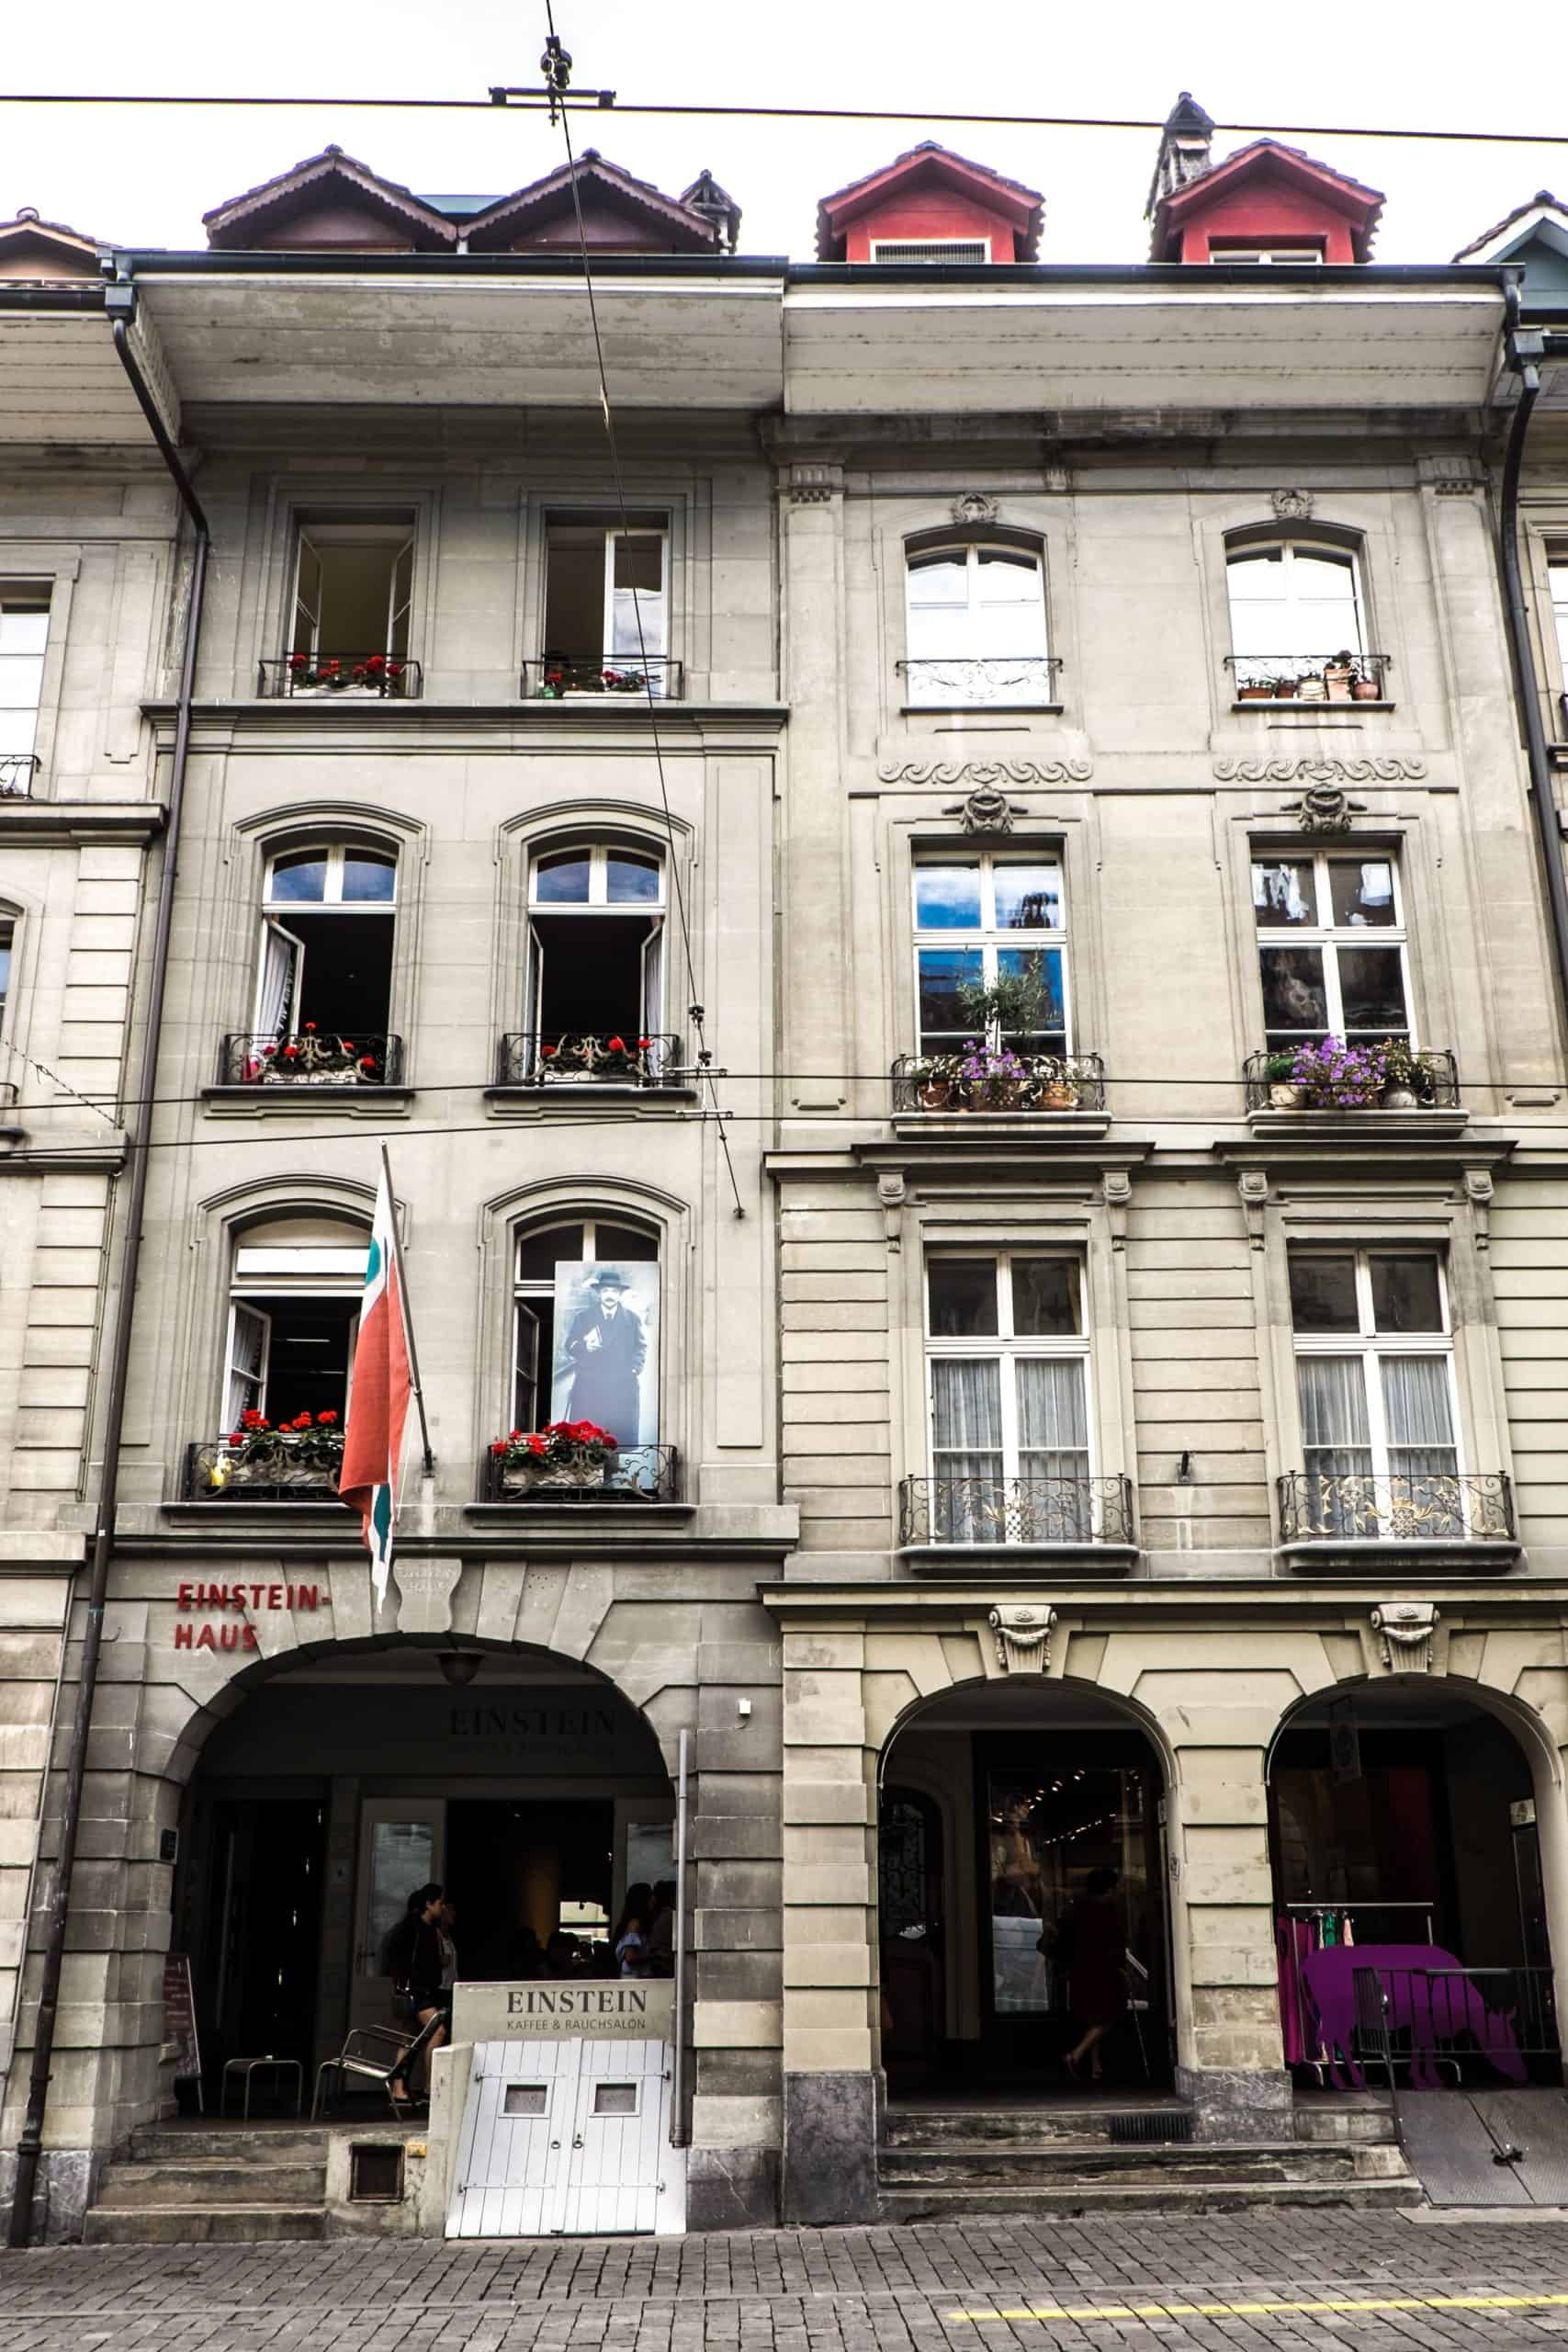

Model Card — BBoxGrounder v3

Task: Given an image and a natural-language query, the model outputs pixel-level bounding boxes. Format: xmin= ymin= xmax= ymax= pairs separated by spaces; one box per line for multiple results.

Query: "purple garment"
xmin=1300 ymin=1942 xmax=1528 ymax=2089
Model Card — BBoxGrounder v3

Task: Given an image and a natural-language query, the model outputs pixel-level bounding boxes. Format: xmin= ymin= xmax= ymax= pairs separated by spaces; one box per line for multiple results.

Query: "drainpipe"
xmin=1496 ymin=286 xmax=1568 ymax=1027
xmin=7 ymin=287 xmax=209 ymax=2247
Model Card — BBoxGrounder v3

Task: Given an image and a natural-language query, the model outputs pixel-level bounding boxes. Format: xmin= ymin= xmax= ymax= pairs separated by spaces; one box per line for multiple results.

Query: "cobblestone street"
xmin=9 ymin=2212 xmax=1568 ymax=2352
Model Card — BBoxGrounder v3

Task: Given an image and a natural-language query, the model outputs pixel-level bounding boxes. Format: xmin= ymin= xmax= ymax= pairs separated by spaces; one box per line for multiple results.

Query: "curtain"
xmin=1254 ymin=863 xmax=1311 ymax=924
xmin=1016 ymin=1358 xmax=1090 ymax=1537
xmin=931 ymin=1357 xmax=1002 ymax=1540
xmin=1298 ymin=1354 xmax=1373 ymax=1535
xmin=1382 ymin=1354 xmax=1461 ymax=1532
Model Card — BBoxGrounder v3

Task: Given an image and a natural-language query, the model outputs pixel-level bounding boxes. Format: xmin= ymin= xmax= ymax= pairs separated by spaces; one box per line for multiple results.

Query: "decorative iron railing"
xmin=1226 ymin=650 xmax=1392 ymax=701
xmin=1277 ymin=1471 xmax=1515 ymax=1544
xmin=1349 ymin=1963 xmax=1559 ymax=2091
xmin=899 ymin=1473 xmax=1135 ymax=1547
xmin=257 ymin=653 xmax=422 ymax=698
xmin=0 ymin=752 xmax=39 ymax=797
xmin=523 ymin=658 xmax=682 ymax=700
xmin=1244 ymin=1047 xmax=1458 ymax=1113
xmin=897 ymin=655 xmax=1063 ymax=707
xmin=186 ymin=1437 xmax=344 ymax=1501
xmin=495 ymin=1032 xmax=685 ymax=1088
xmin=892 ymin=1050 xmax=1105 ymax=1114
xmin=483 ymin=1444 xmax=679 ymax=1502
xmin=218 ymin=1032 xmax=404 ymax=1086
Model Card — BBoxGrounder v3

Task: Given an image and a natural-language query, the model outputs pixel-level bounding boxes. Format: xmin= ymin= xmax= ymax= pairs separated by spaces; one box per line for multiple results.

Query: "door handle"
xmin=572 ymin=2135 xmax=583 ymax=2148
xmin=549 ymin=2139 xmax=559 ymax=2149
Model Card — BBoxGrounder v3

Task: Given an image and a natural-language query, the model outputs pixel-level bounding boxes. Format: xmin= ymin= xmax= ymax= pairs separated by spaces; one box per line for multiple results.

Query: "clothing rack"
xmin=1279 ymin=1901 xmax=1435 ymax=2083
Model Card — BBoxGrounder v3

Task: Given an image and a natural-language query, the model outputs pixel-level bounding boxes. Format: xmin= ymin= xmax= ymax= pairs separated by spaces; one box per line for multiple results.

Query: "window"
xmin=0 ymin=919 xmax=11 ymax=1037
xmin=924 ymin=1252 xmax=1091 ymax=1541
xmin=201 ymin=1216 xmax=368 ymax=1494
xmin=1252 ymin=852 xmax=1408 ymax=1052
xmin=871 ymin=238 xmax=989 ymax=264
xmin=914 ymin=852 xmax=1067 ymax=1058
xmin=1226 ymin=538 xmax=1371 ymax=698
xmin=510 ymin=1216 xmax=663 ymax=1487
xmin=540 ymin=513 xmax=671 ymax=695
xmin=1290 ymin=1250 xmax=1466 ymax=1537
xmin=290 ymin=516 xmax=413 ymax=664
xmin=0 ymin=589 xmax=49 ymax=776
xmin=903 ymin=542 xmax=1051 ymax=707
xmin=1550 ymin=557 xmax=1568 ymax=682
xmin=519 ymin=842 xmax=668 ymax=1080
xmin=1211 ymin=248 xmax=1324 ymax=264
xmin=249 ymin=843 xmax=398 ymax=1079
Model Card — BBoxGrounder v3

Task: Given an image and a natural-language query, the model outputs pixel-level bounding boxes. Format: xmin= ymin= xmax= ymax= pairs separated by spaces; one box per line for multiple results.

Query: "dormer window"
xmin=870 ymin=238 xmax=989 ymax=264
xmin=902 ymin=541 xmax=1054 ymax=708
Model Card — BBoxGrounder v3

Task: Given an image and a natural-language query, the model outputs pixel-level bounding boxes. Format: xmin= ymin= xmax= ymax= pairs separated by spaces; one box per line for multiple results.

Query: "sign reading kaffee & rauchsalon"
xmin=451 ymin=1980 xmax=674 ymax=2042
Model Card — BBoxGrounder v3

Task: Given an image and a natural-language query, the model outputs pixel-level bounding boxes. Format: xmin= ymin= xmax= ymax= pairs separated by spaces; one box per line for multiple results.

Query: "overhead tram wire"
xmin=536 ymin=4 xmax=746 ymax=1222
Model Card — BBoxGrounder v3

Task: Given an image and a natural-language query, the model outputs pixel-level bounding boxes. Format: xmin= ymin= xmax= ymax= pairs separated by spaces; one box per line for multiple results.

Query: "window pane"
xmin=607 ymin=854 xmax=660 ymax=903
xmin=995 ymin=947 xmax=1066 ymax=1045
xmin=1010 ymin=1259 xmax=1080 ymax=1337
xmin=268 ymin=853 xmax=328 ymax=902
xmin=0 ymin=607 xmax=49 ymax=654
xmin=928 ymin=1260 xmax=999 ymax=1339
xmin=1371 ymin=1256 xmax=1443 ymax=1334
xmin=0 ymin=654 xmax=44 ymax=707
xmin=1329 ymin=860 xmax=1395 ymax=928
xmin=1016 ymin=1359 xmax=1089 ymax=1491
xmin=1337 ymin=946 xmax=1407 ymax=1035
xmin=1290 ymin=1255 xmax=1359 ymax=1332
xmin=992 ymin=862 xmax=1061 ymax=932
xmin=931 ymin=1358 xmax=1003 ymax=1451
xmin=1259 ymin=945 xmax=1327 ymax=1035
xmin=919 ymin=947 xmax=984 ymax=1040
xmin=1253 ymin=862 xmax=1315 ymax=927
xmin=612 ymin=534 xmax=662 ymax=594
xmin=907 ymin=555 xmax=968 ymax=606
xmin=915 ymin=865 xmax=982 ymax=931
xmin=516 ymin=1224 xmax=586 ymax=1283
xmin=342 ymin=853 xmax=396 ymax=902
xmin=534 ymin=852 xmax=592 ymax=903
xmin=1297 ymin=1355 xmax=1371 ymax=1447
xmin=592 ymin=1221 xmax=660 ymax=1264
xmin=1381 ymin=1356 xmax=1455 ymax=1450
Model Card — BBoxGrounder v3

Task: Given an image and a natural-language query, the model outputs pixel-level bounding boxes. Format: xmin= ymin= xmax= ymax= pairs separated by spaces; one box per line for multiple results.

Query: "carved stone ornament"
xmin=1371 ymin=1600 xmax=1438 ymax=1674
xmin=952 ymin=492 xmax=1000 ymax=527
xmin=1213 ymin=756 xmax=1426 ymax=786
xmin=1281 ymin=784 xmax=1366 ymax=835
xmin=990 ymin=1602 xmax=1057 ymax=1675
xmin=880 ymin=756 xmax=1092 ymax=786
xmin=1271 ymin=488 xmax=1314 ymax=521
xmin=788 ymin=461 xmax=843 ymax=504
xmin=944 ymin=782 xmax=1026 ymax=834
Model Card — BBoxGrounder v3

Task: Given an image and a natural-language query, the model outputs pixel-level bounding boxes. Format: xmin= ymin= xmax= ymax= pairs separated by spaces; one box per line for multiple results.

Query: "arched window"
xmin=234 ymin=840 xmax=399 ymax=1085
xmin=0 ymin=910 xmax=14 ymax=1039
xmin=1225 ymin=537 xmax=1381 ymax=700
xmin=502 ymin=1215 xmax=669 ymax=1496
xmin=196 ymin=1211 xmax=368 ymax=1498
xmin=519 ymin=841 xmax=669 ymax=1082
xmin=903 ymin=540 xmax=1051 ymax=707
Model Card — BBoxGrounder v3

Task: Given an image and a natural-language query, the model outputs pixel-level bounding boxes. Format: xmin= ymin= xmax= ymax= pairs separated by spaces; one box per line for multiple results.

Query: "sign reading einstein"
xmin=451 ymin=1980 xmax=674 ymax=2043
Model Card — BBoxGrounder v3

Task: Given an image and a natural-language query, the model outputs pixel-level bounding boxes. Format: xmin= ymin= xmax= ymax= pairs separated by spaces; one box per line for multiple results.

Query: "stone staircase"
xmin=877 ymin=2096 xmax=1416 ymax=2219
xmin=83 ymin=2124 xmax=331 ymax=2244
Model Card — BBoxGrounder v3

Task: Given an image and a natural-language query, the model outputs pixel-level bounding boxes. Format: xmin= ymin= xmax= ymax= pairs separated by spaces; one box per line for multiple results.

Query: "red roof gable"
xmin=816 ymin=141 xmax=1043 ymax=262
xmin=1150 ymin=139 xmax=1384 ymax=264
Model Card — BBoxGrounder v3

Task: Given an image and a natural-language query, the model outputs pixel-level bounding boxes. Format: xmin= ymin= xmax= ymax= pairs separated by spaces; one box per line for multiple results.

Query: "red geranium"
xmin=606 ymin=1035 xmax=626 ymax=1054
xmin=317 ymin=1410 xmax=338 ymax=1427
xmin=637 ymin=1036 xmax=650 ymax=1050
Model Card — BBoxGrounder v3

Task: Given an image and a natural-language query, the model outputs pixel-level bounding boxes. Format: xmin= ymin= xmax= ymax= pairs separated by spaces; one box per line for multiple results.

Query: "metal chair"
xmin=311 ymin=2007 xmax=445 ymax=2120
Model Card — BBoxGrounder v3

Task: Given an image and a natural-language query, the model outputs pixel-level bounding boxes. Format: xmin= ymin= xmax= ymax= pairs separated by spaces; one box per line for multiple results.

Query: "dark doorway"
xmin=195 ymin=1795 xmax=327 ymax=2094
xmin=445 ymin=1799 xmax=615 ymax=1979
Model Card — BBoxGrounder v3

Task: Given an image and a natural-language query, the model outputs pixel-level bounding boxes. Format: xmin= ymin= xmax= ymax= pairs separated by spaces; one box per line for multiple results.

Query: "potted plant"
xmin=1351 ymin=666 xmax=1382 ymax=702
xmin=1237 ymin=676 xmax=1275 ymax=702
xmin=1375 ymin=1036 xmax=1432 ymax=1109
xmin=254 ymin=1024 xmax=379 ymax=1085
xmin=490 ymin=1419 xmax=620 ymax=1492
xmin=1294 ymin=671 xmax=1326 ymax=703
xmin=1324 ymin=650 xmax=1357 ymax=702
xmin=1273 ymin=673 xmax=1300 ymax=699
xmin=956 ymin=1043 xmax=1029 ymax=1109
xmin=1289 ymin=1035 xmax=1389 ymax=1109
xmin=905 ymin=1053 xmax=958 ymax=1110
xmin=1031 ymin=1054 xmax=1081 ymax=1111
xmin=540 ymin=1033 xmax=654 ymax=1082
xmin=209 ymin=1408 xmax=344 ymax=1490
xmin=1261 ymin=1048 xmax=1305 ymax=1109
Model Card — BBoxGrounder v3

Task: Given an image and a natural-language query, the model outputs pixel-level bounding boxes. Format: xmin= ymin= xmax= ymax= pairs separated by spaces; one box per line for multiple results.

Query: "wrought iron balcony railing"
xmin=495 ymin=1032 xmax=685 ymax=1088
xmin=218 ymin=1032 xmax=404 ymax=1086
xmin=186 ymin=1436 xmax=344 ymax=1501
xmin=258 ymin=653 xmax=422 ymax=698
xmin=1 ymin=752 xmax=39 ymax=797
xmin=1278 ymin=1471 xmax=1515 ymax=1544
xmin=523 ymin=658 xmax=682 ymax=700
xmin=897 ymin=654 xmax=1063 ymax=707
xmin=899 ymin=1473 xmax=1135 ymax=1547
xmin=893 ymin=1050 xmax=1105 ymax=1114
xmin=1226 ymin=650 xmax=1392 ymax=701
xmin=1244 ymin=1046 xmax=1459 ymax=1113
xmin=483 ymin=1444 xmax=679 ymax=1502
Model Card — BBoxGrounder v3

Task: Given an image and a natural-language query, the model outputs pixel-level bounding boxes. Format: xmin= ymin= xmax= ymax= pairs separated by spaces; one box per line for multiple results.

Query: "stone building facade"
xmin=3 ymin=130 xmax=1568 ymax=2237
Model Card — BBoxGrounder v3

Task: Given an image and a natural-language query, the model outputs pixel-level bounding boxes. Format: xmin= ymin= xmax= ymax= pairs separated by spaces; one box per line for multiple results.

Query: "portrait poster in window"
xmin=550 ymin=1261 xmax=659 ymax=1449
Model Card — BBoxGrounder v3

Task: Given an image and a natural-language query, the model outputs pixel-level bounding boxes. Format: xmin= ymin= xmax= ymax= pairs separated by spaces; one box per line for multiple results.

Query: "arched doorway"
xmin=174 ymin=1642 xmax=674 ymax=2101
xmin=878 ymin=1678 xmax=1173 ymax=2101
xmin=1269 ymin=1679 xmax=1561 ymax=2088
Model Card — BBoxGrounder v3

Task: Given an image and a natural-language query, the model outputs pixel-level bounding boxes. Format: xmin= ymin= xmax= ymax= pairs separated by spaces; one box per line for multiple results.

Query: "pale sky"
xmin=3 ymin=0 xmax=1566 ymax=266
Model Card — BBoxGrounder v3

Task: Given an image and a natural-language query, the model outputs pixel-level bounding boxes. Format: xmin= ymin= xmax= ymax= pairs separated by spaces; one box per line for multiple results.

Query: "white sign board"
xmin=451 ymin=1978 xmax=673 ymax=2044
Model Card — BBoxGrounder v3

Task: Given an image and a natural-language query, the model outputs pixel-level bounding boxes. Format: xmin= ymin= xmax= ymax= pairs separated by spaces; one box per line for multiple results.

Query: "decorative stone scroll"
xmin=1213 ymin=756 xmax=1427 ymax=786
xmin=989 ymin=1602 xmax=1057 ymax=1674
xmin=952 ymin=492 xmax=1000 ymax=527
xmin=1371 ymin=1600 xmax=1438 ymax=1674
xmin=1271 ymin=489 xmax=1314 ymax=521
xmin=879 ymin=755 xmax=1092 ymax=786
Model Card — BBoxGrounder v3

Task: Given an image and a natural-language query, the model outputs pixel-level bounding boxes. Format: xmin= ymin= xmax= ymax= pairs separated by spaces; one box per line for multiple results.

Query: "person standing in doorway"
xmin=1062 ymin=1867 xmax=1128 ymax=2084
xmin=611 ymin=1882 xmax=653 ymax=1977
xmin=562 ymin=1269 xmax=645 ymax=1442
xmin=386 ymin=1882 xmax=446 ymax=2106
xmin=646 ymin=1879 xmax=677 ymax=1977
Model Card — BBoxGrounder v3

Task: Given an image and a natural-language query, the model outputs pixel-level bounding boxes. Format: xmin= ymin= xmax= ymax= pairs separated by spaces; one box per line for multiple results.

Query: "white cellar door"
xmin=448 ymin=2040 xmax=578 ymax=2239
xmin=558 ymin=2038 xmax=670 ymax=2236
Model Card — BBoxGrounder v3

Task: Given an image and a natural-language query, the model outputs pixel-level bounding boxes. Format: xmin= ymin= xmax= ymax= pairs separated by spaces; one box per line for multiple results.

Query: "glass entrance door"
xmin=352 ymin=1798 xmax=445 ymax=2031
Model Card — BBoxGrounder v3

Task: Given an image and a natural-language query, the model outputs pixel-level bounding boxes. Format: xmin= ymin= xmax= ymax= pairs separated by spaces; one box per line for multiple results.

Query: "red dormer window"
xmin=817 ymin=143 xmax=1042 ymax=265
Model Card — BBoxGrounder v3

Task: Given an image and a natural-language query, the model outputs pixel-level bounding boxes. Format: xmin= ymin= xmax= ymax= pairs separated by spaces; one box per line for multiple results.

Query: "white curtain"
xmin=1253 ymin=863 xmax=1311 ymax=924
xmin=1017 ymin=1358 xmax=1089 ymax=1536
xmin=256 ymin=922 xmax=299 ymax=1038
xmin=1382 ymin=1354 xmax=1460 ymax=1531
xmin=1298 ymin=1354 xmax=1373 ymax=1535
xmin=931 ymin=1357 xmax=1002 ymax=1540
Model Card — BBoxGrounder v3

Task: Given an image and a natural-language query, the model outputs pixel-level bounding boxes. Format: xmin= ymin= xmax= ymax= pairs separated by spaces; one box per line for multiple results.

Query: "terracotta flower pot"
xmin=1269 ymin=1081 xmax=1304 ymax=1110
xmin=1038 ymin=1083 xmax=1078 ymax=1111
xmin=1351 ymin=677 xmax=1381 ymax=701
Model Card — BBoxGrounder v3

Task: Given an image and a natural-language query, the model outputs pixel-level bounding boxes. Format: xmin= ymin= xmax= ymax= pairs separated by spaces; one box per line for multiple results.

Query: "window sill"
xmin=1246 ymin=1107 xmax=1469 ymax=1138
xmin=899 ymin=1542 xmax=1138 ymax=1575
xmin=201 ymin=1084 xmax=413 ymax=1119
xmin=892 ymin=1110 xmax=1111 ymax=1141
xmin=1231 ymin=700 xmax=1395 ymax=716
xmin=484 ymin=1083 xmax=699 ymax=1114
xmin=1279 ymin=1537 xmax=1520 ymax=1575
xmin=900 ymin=702 xmax=1065 ymax=718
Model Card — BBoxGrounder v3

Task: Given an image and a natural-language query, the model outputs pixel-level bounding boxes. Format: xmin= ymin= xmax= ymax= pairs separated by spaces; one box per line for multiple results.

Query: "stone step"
xmin=82 ymin=2202 xmax=328 ymax=2246
xmin=130 ymin=2125 xmax=334 ymax=2164
xmin=1294 ymin=2104 xmax=1399 ymax=2144
xmin=876 ymin=2177 xmax=1416 ymax=2221
xmin=882 ymin=2102 xmax=1194 ymax=2149
xmin=96 ymin=2160 xmax=328 ymax=2207
xmin=880 ymin=2140 xmax=1361 ymax=2188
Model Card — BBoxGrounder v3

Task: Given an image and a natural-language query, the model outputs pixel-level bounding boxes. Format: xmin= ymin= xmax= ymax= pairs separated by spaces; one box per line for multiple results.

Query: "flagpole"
xmin=380 ymin=1141 xmax=434 ymax=1477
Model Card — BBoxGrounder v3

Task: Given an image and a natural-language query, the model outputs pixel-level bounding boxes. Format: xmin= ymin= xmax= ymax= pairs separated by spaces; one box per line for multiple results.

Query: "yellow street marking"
xmin=947 ymin=2291 xmax=1568 ymax=2323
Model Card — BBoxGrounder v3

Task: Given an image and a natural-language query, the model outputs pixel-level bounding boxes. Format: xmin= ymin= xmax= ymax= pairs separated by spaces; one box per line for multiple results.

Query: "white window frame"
xmin=1225 ymin=537 xmax=1367 ymax=682
xmin=902 ymin=539 xmax=1051 ymax=707
xmin=525 ymin=842 xmax=667 ymax=1048
xmin=541 ymin=517 xmax=671 ymax=685
xmin=253 ymin=842 xmax=399 ymax=1035
xmin=1549 ymin=553 xmax=1568 ymax=682
xmin=512 ymin=1216 xmax=660 ymax=1433
xmin=1252 ymin=849 xmax=1412 ymax=1046
xmin=913 ymin=850 xmax=1070 ymax=1055
xmin=1213 ymin=248 xmax=1325 ymax=265
xmin=923 ymin=1251 xmax=1094 ymax=1487
xmin=289 ymin=518 xmax=414 ymax=662
xmin=1291 ymin=1250 xmax=1464 ymax=1493
xmin=223 ymin=1245 xmax=367 ymax=1429
xmin=0 ymin=915 xmax=13 ymax=1039
xmin=0 ymin=586 xmax=51 ymax=774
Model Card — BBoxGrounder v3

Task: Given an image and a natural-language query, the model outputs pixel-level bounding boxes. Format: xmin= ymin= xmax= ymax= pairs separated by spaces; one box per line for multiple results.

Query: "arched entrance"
xmin=878 ymin=1678 xmax=1173 ymax=2101
xmin=175 ymin=1641 xmax=674 ymax=2101
xmin=1268 ymin=1679 xmax=1561 ymax=2089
